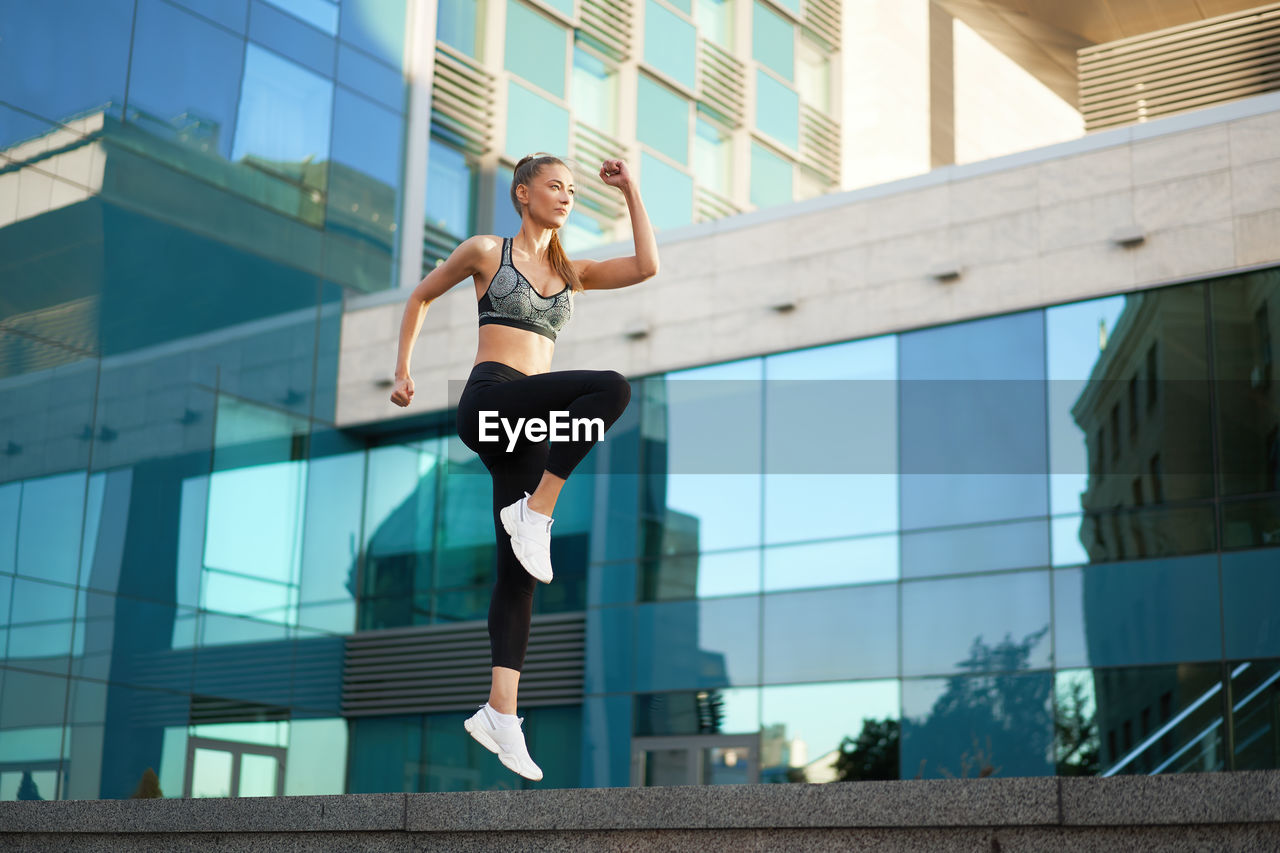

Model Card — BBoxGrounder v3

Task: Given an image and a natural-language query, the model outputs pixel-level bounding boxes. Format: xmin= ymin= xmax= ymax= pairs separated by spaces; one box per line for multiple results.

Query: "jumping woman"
xmin=389 ymin=154 xmax=658 ymax=780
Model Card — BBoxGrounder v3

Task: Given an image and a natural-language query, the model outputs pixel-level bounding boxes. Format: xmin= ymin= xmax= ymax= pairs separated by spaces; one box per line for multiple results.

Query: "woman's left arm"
xmin=577 ymin=159 xmax=660 ymax=290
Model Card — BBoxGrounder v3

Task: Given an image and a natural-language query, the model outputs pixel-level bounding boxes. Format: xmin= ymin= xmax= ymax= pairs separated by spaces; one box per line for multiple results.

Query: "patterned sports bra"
xmin=477 ymin=237 xmax=574 ymax=342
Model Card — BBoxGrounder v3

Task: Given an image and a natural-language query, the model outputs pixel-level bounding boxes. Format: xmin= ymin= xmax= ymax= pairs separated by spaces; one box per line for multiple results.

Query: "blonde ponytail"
xmin=510 ymin=153 xmax=583 ymax=293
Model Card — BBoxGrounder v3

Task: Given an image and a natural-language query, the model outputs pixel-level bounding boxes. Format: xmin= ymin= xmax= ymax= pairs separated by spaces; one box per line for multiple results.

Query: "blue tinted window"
xmin=506 ymin=81 xmax=570 ymax=160
xmin=753 ymin=1 xmax=793 ymax=81
xmin=542 ymin=0 xmax=576 ymax=17
xmin=331 ymin=88 xmax=404 ymax=189
xmin=901 ymin=571 xmax=1052 ymax=676
xmin=639 ymin=152 xmax=693 ymax=229
xmin=899 ymin=310 xmax=1048 ymax=529
xmin=755 ymin=70 xmax=798 ymax=149
xmin=695 ymin=0 xmax=732 ymax=49
xmin=633 ymin=597 xmax=760 ymax=691
xmin=505 ymin=0 xmax=568 ymax=99
xmin=170 ymin=0 xmax=250 ymax=32
xmin=637 ymin=76 xmax=689 ymax=164
xmin=749 ymin=142 xmax=791 ymax=208
xmin=232 ymin=45 xmax=334 ymax=177
xmin=572 ymin=46 xmax=618 ymax=134
xmin=1055 ymin=555 xmax=1222 ymax=668
xmin=128 ymin=0 xmax=246 ymax=159
xmin=1223 ymin=548 xmax=1280 ymax=659
xmin=0 ymin=482 xmax=22 ymax=575
xmin=250 ymin=0 xmax=337 ymax=76
xmin=761 ymin=681 xmax=900 ymax=782
xmin=693 ymin=112 xmax=732 ymax=195
xmin=763 ymin=536 xmax=898 ymax=591
xmin=426 ymin=138 xmax=473 ymax=237
xmin=586 ymin=606 xmax=634 ymax=694
xmin=16 ymin=472 xmax=86 ymax=586
xmin=644 ymin=0 xmax=697 ymax=90
xmin=264 ymin=0 xmax=338 ymax=33
xmin=493 ymin=165 xmax=524 ymax=234
xmin=762 ymin=585 xmax=898 ymax=683
xmin=437 ymin=0 xmax=481 ymax=57
xmin=340 ymin=0 xmax=408 ymax=69
xmin=338 ymin=44 xmax=405 ymax=112
xmin=0 ymin=0 xmax=133 ymax=146
xmin=560 ymin=210 xmax=607 ymax=253
xmin=8 ymin=577 xmax=76 ymax=668
xmin=901 ymin=518 xmax=1050 ymax=579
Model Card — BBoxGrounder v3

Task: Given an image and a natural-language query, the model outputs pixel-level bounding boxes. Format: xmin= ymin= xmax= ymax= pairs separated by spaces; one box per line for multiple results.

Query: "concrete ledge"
xmin=2 ymin=772 xmax=1278 ymax=850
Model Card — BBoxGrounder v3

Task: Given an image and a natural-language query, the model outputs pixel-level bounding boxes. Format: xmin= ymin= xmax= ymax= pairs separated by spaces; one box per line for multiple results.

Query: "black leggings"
xmin=455 ymin=361 xmax=632 ymax=671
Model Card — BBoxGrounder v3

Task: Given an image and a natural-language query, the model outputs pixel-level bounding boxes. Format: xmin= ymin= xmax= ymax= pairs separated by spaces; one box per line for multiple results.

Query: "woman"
xmin=389 ymin=154 xmax=658 ymax=781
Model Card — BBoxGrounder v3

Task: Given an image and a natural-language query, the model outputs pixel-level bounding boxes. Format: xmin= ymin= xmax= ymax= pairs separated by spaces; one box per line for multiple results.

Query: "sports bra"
xmin=477 ymin=237 xmax=574 ymax=342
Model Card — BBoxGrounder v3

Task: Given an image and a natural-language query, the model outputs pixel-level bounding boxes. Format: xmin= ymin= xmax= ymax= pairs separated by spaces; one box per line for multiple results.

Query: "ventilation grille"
xmin=580 ymin=0 xmax=634 ymax=61
xmin=342 ymin=612 xmax=585 ymax=717
xmin=698 ymin=38 xmax=746 ymax=127
xmin=1079 ymin=4 xmax=1280 ymax=132
xmin=431 ymin=43 xmax=496 ymax=155
xmin=695 ymin=185 xmax=738 ymax=222
xmin=799 ymin=103 xmax=840 ymax=183
xmin=571 ymin=121 xmax=628 ymax=220
xmin=803 ymin=0 xmax=841 ymax=50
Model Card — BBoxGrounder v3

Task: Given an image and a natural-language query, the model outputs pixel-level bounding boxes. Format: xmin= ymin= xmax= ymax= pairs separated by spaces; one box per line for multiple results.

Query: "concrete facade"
xmin=336 ymin=91 xmax=1280 ymax=427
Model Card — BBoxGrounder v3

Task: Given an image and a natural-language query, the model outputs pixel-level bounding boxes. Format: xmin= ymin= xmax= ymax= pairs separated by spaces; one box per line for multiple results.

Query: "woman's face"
xmin=519 ymin=163 xmax=575 ymax=227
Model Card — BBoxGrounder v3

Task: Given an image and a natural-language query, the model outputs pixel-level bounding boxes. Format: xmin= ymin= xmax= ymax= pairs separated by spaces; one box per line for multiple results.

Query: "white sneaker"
xmin=500 ymin=492 xmax=554 ymax=583
xmin=464 ymin=705 xmax=544 ymax=782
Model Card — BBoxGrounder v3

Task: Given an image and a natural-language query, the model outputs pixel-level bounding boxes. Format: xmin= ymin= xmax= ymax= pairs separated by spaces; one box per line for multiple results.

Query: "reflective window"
xmin=1222 ymin=548 xmax=1280 ymax=659
xmin=128 ymin=0 xmax=246 ymax=160
xmin=796 ymin=36 xmax=830 ymax=110
xmin=0 ymin=483 xmax=17 ymax=575
xmin=763 ymin=337 xmax=898 ymax=543
xmin=505 ymin=0 xmax=568 ymax=99
xmin=763 ymin=536 xmax=898 ymax=591
xmin=633 ymin=597 xmax=761 ymax=691
xmin=506 ymin=80 xmax=570 ymax=161
xmin=752 ymin=1 xmax=793 ymax=81
xmin=755 ymin=70 xmax=798 ymax=149
xmin=426 ymin=138 xmax=474 ymax=239
xmin=901 ymin=518 xmax=1050 ymax=579
xmin=7 ymin=578 xmax=76 ymax=673
xmin=170 ymin=0 xmax=250 ymax=32
xmin=899 ymin=310 xmax=1047 ymax=529
xmin=1211 ymin=269 xmax=1280 ymax=497
xmin=634 ymin=687 xmax=760 ymax=735
xmin=298 ymin=451 xmax=364 ymax=631
xmin=250 ymin=0 xmax=337 ymax=76
xmin=761 ymin=680 xmax=899 ymax=782
xmin=0 ymin=0 xmax=133 ymax=146
xmin=360 ymin=442 xmax=439 ymax=629
xmin=265 ymin=0 xmax=339 ymax=33
xmin=586 ymin=605 xmax=634 ymax=694
xmin=284 ymin=718 xmax=348 ymax=794
xmin=338 ymin=44 xmax=405 ymax=112
xmin=437 ymin=0 xmax=483 ymax=57
xmin=339 ymin=0 xmax=408 ymax=69
xmin=693 ymin=111 xmax=732 ymax=196
xmin=1056 ymin=663 xmax=1224 ymax=776
xmin=749 ymin=141 xmax=791 ymax=208
xmin=638 ymin=153 xmax=694 ymax=229
xmin=560 ymin=210 xmax=607 ymax=253
xmin=572 ymin=46 xmax=619 ymax=134
xmin=1054 ymin=555 xmax=1222 ymax=669
xmin=1222 ymin=494 xmax=1280 ymax=550
xmin=762 ymin=585 xmax=898 ymax=683
xmin=638 ymin=547 xmax=759 ymax=601
xmin=901 ymin=571 xmax=1052 ymax=677
xmin=541 ymin=0 xmax=576 ymax=19
xmin=232 ymin=45 xmax=333 ymax=194
xmin=902 ymin=670 xmax=1054 ymax=778
xmin=492 ymin=164 xmax=525 ymax=235
xmin=662 ymin=0 xmax=693 ymax=14
xmin=695 ymin=0 xmax=733 ymax=49
xmin=16 ymin=471 xmax=86 ymax=586
xmin=1230 ymin=659 xmax=1280 ymax=771
xmin=644 ymin=0 xmax=697 ymax=90
xmin=637 ymin=75 xmax=689 ymax=164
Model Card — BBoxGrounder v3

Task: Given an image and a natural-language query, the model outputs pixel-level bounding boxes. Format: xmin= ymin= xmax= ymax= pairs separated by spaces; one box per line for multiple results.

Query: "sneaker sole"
xmin=500 ymin=504 xmax=553 ymax=584
xmin=464 ymin=718 xmax=544 ymax=782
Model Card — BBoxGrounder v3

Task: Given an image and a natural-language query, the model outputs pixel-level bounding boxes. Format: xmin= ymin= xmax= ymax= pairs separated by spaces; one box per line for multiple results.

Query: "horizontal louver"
xmin=799 ymin=103 xmax=840 ymax=184
xmin=431 ymin=43 xmax=496 ymax=155
xmin=580 ymin=0 xmax=633 ymax=61
xmin=803 ymin=0 xmax=841 ymax=51
xmin=1079 ymin=4 xmax=1280 ymax=131
xmin=698 ymin=38 xmax=746 ymax=128
xmin=695 ymin=185 xmax=738 ymax=222
xmin=342 ymin=612 xmax=585 ymax=716
xmin=571 ymin=122 xmax=628 ymax=219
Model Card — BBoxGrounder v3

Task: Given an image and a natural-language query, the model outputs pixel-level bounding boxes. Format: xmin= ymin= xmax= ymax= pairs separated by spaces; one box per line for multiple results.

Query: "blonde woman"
xmin=391 ymin=154 xmax=658 ymax=780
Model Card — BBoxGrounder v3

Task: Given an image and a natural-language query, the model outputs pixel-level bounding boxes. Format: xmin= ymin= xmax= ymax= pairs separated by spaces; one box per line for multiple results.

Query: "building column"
xmin=397 ymin=0 xmax=439 ymax=290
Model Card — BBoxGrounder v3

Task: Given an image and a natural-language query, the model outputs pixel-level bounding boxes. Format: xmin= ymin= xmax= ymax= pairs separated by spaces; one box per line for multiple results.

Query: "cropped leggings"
xmin=455 ymin=361 xmax=632 ymax=671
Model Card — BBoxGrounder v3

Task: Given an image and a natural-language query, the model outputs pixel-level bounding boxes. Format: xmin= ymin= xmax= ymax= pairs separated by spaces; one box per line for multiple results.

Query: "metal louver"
xmin=431 ymin=43 xmax=496 ymax=155
xmin=799 ymin=103 xmax=840 ymax=184
xmin=342 ymin=612 xmax=585 ymax=716
xmin=571 ymin=121 xmax=628 ymax=219
xmin=695 ymin=185 xmax=738 ymax=222
xmin=579 ymin=0 xmax=634 ymax=61
xmin=698 ymin=38 xmax=746 ymax=127
xmin=1079 ymin=3 xmax=1280 ymax=132
xmin=803 ymin=0 xmax=841 ymax=51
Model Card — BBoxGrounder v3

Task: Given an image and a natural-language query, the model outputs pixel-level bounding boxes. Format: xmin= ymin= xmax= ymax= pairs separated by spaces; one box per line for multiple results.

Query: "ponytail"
xmin=510 ymin=153 xmax=583 ymax=293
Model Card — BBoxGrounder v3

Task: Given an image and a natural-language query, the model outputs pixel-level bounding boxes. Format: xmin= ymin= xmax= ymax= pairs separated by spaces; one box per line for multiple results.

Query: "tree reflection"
xmin=835 ymin=718 xmax=899 ymax=781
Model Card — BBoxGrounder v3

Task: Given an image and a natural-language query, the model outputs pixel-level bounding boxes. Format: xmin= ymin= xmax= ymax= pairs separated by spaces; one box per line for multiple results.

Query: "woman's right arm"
xmin=391 ymin=236 xmax=490 ymax=407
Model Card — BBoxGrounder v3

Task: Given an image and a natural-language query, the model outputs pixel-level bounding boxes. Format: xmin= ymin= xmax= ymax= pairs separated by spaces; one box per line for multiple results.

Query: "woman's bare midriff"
xmin=474 ymin=324 xmax=555 ymax=376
